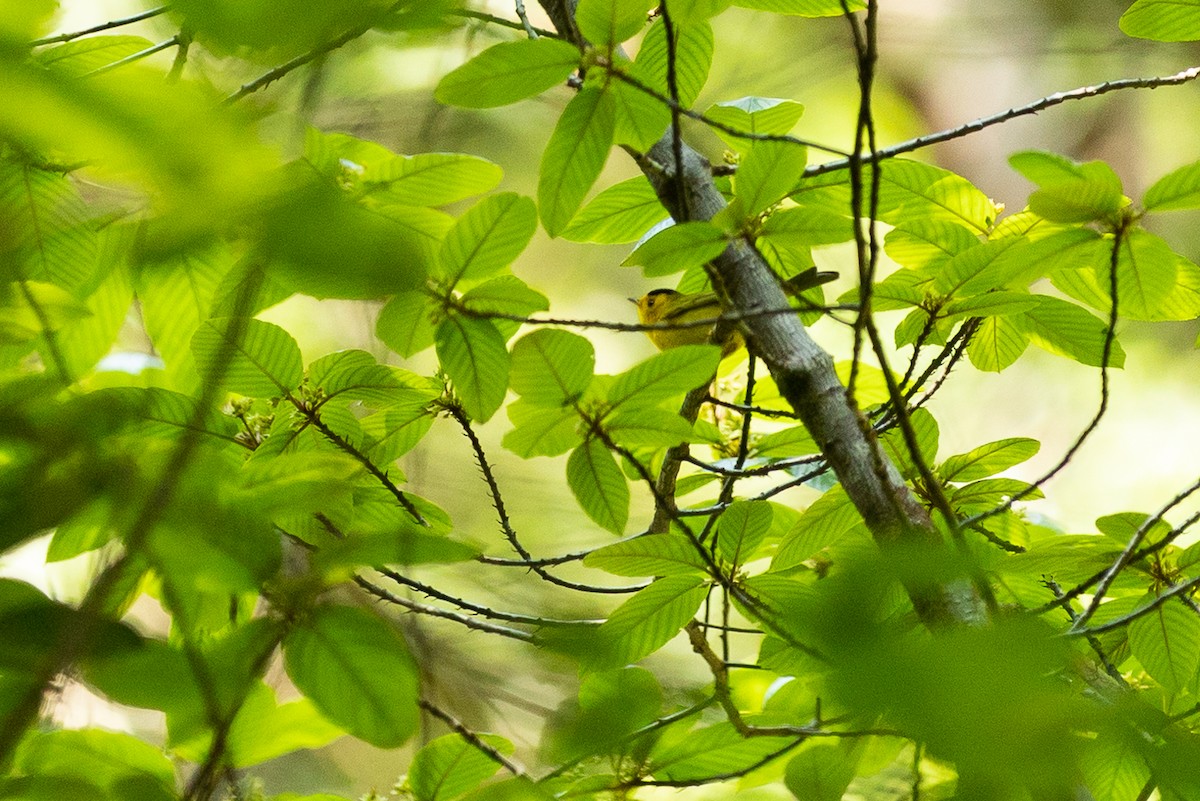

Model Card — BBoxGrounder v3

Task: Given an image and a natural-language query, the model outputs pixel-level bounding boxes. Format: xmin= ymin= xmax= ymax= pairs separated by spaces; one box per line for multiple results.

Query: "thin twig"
xmin=419 ymin=699 xmax=525 ymax=776
xmin=30 ymin=6 xmax=169 ymax=46
xmin=805 ymin=66 xmax=1200 ymax=177
xmin=224 ymin=1 xmax=410 ymax=104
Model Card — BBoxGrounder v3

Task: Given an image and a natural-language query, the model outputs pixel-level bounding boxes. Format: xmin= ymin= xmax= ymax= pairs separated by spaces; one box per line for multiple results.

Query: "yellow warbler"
xmin=630 ymin=267 xmax=837 ymax=355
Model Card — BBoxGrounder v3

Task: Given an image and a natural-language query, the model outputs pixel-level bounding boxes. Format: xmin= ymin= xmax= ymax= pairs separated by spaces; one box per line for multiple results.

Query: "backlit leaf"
xmin=191 ymin=317 xmax=303 ymax=397
xmin=435 ymin=38 xmax=580 ymax=108
xmin=567 ymin=438 xmax=630 ymax=535
xmin=539 ymin=87 xmax=616 ymax=236
xmin=435 ymin=316 xmax=510 ymax=422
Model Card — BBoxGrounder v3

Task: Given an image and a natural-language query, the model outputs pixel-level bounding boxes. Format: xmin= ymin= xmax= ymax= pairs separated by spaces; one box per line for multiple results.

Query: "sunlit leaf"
xmin=1143 ymin=158 xmax=1200 ymax=210
xmin=191 ymin=317 xmax=303 ymax=398
xmin=716 ymin=500 xmax=772 ymax=565
xmin=705 ymin=96 xmax=804 ymax=153
xmin=940 ymin=438 xmax=1040 ymax=483
xmin=509 ymin=329 xmax=595 ymax=406
xmin=1018 ymin=296 xmax=1125 ymax=368
xmin=377 ymin=291 xmax=436 ymax=357
xmin=559 ymin=176 xmax=668 ymax=243
xmin=967 ymin=313 xmax=1029 ymax=372
xmin=503 ymin=398 xmax=582 ymax=458
xmin=1120 ymin=0 xmax=1200 ymax=41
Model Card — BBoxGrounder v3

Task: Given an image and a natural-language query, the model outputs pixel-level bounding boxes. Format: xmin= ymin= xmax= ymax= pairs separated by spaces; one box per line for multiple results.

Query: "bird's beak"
xmin=627 ymin=297 xmax=639 ymax=304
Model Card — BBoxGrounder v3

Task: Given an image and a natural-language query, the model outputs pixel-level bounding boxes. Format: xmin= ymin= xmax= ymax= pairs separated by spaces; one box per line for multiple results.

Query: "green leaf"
xmin=622 ymin=221 xmax=728 ymax=277
xmin=735 ymin=140 xmax=808 ymax=218
xmin=509 ymin=329 xmax=595 ymax=406
xmin=1112 ymin=230 xmax=1179 ymax=320
xmin=0 ymin=161 xmax=98 ymax=294
xmin=879 ymin=407 xmax=939 ymax=480
xmin=949 ymin=478 xmax=1042 ymax=511
xmin=773 ymin=487 xmax=861 ymax=570
xmin=603 ymin=408 xmax=694 ymax=448
xmin=377 ymin=291 xmax=436 ymax=357
xmin=315 ymin=524 xmax=479 ymax=576
xmin=503 ymin=398 xmax=582 ymax=458
xmin=705 ymin=96 xmax=805 ymax=153
xmin=940 ymin=438 xmax=1040 ymax=483
xmin=575 ymin=0 xmax=656 ymax=44
xmin=543 ymin=667 xmax=663 ymax=762
xmin=1079 ymin=731 xmax=1153 ymax=801
xmin=410 ymin=733 xmax=513 ymax=801
xmin=567 ymin=439 xmax=630 ymax=535
xmin=587 ymin=576 xmax=707 ymax=669
xmin=794 ymin=159 xmax=998 ymax=233
xmin=435 ymin=316 xmax=510 ymax=422
xmin=559 ymin=176 xmax=668 ymax=243
xmin=1120 ymin=0 xmax=1200 ymax=41
xmin=759 ymin=206 xmax=854 ymax=249
xmin=648 ymin=720 xmax=794 ymax=780
xmin=361 ymin=407 xmax=436 ymax=465
xmin=55 ymin=249 xmax=133 ymax=378
xmin=309 ymin=350 xmax=438 ymax=408
xmin=222 ymin=683 xmax=346 ymax=768
xmin=942 ymin=291 xmax=1040 ymax=321
xmin=539 ymin=87 xmax=617 ymax=236
xmin=611 ymin=77 xmax=670 ymax=151
xmin=460 ymin=275 xmax=549 ymax=340
xmin=1096 ymin=512 xmax=1173 ymax=548
xmin=34 ymin=35 xmax=156 ymax=77
xmin=191 ymin=317 xmax=303 ymax=397
xmin=1018 ymin=296 xmax=1125 ymax=368
xmin=1128 ymin=597 xmax=1200 ymax=693
xmin=751 ymin=424 xmax=818 ymax=459
xmin=434 ymin=38 xmax=580 ymax=108
xmin=261 ymin=170 xmax=434 ymax=299
xmin=584 ymin=533 xmax=708 ymax=576
xmin=607 ymin=345 xmax=720 ymax=409
xmin=1144 ymin=159 xmax=1200 ymax=210
xmin=360 ymin=153 xmax=504 ymax=208
xmin=1011 ymin=151 xmax=1125 ymax=223
xmin=784 ymin=742 xmax=857 ymax=801
xmin=283 ymin=605 xmax=419 ymax=748
xmin=630 ymin=17 xmax=714 ymax=108
xmin=88 ymin=386 xmax=241 ymax=445
xmin=884 ymin=219 xmax=980 ymax=270
xmin=16 ymin=729 xmax=175 ymax=797
xmin=967 ymin=314 xmax=1029 ymax=372
xmin=716 ymin=500 xmax=772 ymax=565
xmin=440 ymin=193 xmax=538 ymax=285
xmin=731 ymin=0 xmax=865 ymax=14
